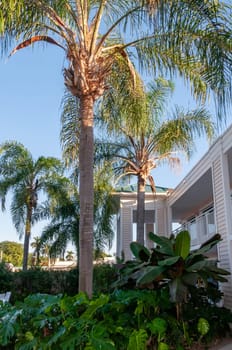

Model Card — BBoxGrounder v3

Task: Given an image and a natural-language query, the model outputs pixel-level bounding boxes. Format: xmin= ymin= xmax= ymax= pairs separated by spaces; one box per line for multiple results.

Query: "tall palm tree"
xmin=0 ymin=141 xmax=65 ymax=270
xmin=1 ymin=1 xmax=231 ymax=295
xmin=96 ymin=79 xmax=214 ymax=245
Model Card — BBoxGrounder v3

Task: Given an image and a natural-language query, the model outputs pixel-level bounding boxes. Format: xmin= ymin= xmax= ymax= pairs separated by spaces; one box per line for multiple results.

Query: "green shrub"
xmin=0 ymin=263 xmax=13 ymax=293
xmin=115 ymin=231 xmax=230 ymax=321
xmin=93 ymin=263 xmax=117 ymax=295
xmin=0 ymin=289 xmax=231 ymax=349
xmin=8 ymin=264 xmax=116 ymax=302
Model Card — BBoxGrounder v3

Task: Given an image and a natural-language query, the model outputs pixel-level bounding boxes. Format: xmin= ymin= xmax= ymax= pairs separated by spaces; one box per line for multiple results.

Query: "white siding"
xmin=212 ymin=155 xmax=232 ymax=309
xmin=120 ymin=205 xmax=133 ymax=261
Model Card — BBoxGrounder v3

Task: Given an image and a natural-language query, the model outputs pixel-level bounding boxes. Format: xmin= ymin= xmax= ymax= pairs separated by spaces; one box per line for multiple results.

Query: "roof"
xmin=114 ymin=184 xmax=171 ymax=194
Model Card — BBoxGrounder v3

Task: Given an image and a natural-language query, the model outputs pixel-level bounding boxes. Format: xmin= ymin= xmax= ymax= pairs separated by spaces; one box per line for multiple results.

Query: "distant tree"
xmin=30 ymin=236 xmax=42 ymax=266
xmin=41 ymin=243 xmax=52 ymax=269
xmin=0 ymin=241 xmax=23 ymax=267
xmin=39 ymin=164 xmax=115 ymax=261
xmin=0 ymin=141 xmax=66 ymax=270
xmin=66 ymin=251 xmax=75 ymax=261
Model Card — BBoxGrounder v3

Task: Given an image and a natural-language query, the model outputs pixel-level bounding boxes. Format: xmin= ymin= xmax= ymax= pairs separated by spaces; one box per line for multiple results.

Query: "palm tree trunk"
xmin=23 ymin=208 xmax=32 ymax=271
xmin=78 ymin=95 xmax=94 ymax=297
xmin=137 ymin=175 xmax=145 ymax=245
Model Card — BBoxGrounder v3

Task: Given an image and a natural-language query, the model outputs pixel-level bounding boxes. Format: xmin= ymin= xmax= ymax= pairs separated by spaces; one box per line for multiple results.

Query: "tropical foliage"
xmin=1 ymin=0 xmax=231 ymax=296
xmin=38 ymin=163 xmax=116 ymax=260
xmin=115 ymin=231 xmax=230 ymax=320
xmin=0 ymin=231 xmax=231 ymax=349
xmin=0 ymin=141 xmax=66 ymax=270
xmin=0 ymin=288 xmax=231 ymax=349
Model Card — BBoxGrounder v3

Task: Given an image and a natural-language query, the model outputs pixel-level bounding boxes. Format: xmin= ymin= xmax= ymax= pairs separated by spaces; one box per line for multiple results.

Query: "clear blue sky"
xmin=0 ymin=45 xmax=231 ymax=248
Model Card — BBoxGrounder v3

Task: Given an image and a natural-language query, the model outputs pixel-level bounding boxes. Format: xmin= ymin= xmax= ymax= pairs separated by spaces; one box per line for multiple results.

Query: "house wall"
xmin=115 ymin=125 xmax=232 ymax=309
xmin=212 ymin=153 xmax=232 ymax=309
xmin=116 ymin=195 xmax=169 ymax=261
xmin=169 ymin=124 xmax=232 ymax=309
xmin=118 ymin=199 xmax=135 ymax=261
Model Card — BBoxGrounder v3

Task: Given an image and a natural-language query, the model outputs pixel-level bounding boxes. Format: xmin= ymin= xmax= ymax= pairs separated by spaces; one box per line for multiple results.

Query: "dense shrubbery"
xmin=0 ymin=263 xmax=13 ymax=293
xmin=0 ymin=289 xmax=231 ymax=349
xmin=0 ymin=232 xmax=232 ymax=349
xmin=0 ymin=263 xmax=117 ymax=302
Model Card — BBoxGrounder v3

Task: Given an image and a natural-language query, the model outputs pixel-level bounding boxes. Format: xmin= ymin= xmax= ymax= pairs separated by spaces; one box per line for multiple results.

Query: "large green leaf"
xmin=197 ymin=318 xmax=210 ymax=336
xmin=80 ymin=294 xmax=109 ymax=320
xmin=185 ymin=260 xmax=207 ymax=272
xmin=203 ymin=261 xmax=230 ymax=275
xmin=0 ymin=308 xmax=22 ymax=345
xmin=158 ymin=342 xmax=170 ymax=350
xmin=181 ymin=272 xmax=200 ymax=286
xmin=189 ymin=234 xmax=221 ymax=258
xmin=174 ymin=231 xmax=190 ymax=259
xmin=148 ymin=232 xmax=174 ymax=256
xmin=130 ymin=241 xmax=151 ymax=261
xmin=136 ymin=266 xmax=165 ymax=285
xmin=158 ymin=256 xmax=180 ymax=267
xmin=127 ymin=329 xmax=148 ymax=350
xmin=149 ymin=317 xmax=167 ymax=336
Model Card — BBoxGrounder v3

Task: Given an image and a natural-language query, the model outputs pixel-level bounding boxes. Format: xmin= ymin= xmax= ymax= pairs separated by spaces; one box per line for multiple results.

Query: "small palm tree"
xmin=39 ymin=163 xmax=116 ymax=261
xmin=66 ymin=251 xmax=75 ymax=261
xmin=41 ymin=243 xmax=52 ymax=269
xmin=31 ymin=236 xmax=42 ymax=266
xmin=96 ymin=79 xmax=214 ymax=245
xmin=0 ymin=141 xmax=65 ymax=270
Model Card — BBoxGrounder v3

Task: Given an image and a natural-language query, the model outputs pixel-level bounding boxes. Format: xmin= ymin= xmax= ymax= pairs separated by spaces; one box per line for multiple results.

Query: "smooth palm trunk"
xmin=23 ymin=233 xmax=30 ymax=270
xmin=23 ymin=210 xmax=32 ymax=270
xmin=78 ymin=95 xmax=94 ymax=297
xmin=137 ymin=176 xmax=145 ymax=245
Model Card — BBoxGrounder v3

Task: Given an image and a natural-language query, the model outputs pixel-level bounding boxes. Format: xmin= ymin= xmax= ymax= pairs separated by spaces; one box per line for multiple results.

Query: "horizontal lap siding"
xmin=121 ymin=207 xmax=133 ymax=261
xmin=213 ymin=158 xmax=232 ymax=309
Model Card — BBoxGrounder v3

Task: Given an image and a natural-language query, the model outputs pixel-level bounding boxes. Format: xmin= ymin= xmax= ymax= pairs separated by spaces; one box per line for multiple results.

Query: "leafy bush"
xmin=1 ymin=233 xmax=231 ymax=349
xmin=93 ymin=263 xmax=117 ymax=294
xmin=0 ymin=289 xmax=231 ymax=349
xmin=7 ymin=264 xmax=116 ymax=302
xmin=115 ymin=231 xmax=230 ymax=320
xmin=0 ymin=262 xmax=13 ymax=293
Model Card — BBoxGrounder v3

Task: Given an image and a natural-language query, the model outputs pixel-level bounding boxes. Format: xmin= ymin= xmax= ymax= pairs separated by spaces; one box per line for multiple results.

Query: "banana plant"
xmin=115 ymin=231 xmax=230 ymax=320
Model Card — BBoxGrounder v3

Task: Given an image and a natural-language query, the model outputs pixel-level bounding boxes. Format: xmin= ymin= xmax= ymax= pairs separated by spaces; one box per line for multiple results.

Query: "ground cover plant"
xmin=0 ymin=231 xmax=231 ymax=349
xmin=0 ymin=287 xmax=231 ymax=349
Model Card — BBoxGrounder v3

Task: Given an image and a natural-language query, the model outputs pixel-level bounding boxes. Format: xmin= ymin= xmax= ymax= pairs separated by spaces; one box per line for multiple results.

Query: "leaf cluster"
xmin=115 ymin=231 xmax=230 ymax=305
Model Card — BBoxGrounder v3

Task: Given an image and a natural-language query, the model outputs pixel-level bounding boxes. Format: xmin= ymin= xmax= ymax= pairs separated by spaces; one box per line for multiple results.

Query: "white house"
xmin=114 ymin=124 xmax=232 ymax=309
xmin=113 ymin=184 xmax=172 ymax=261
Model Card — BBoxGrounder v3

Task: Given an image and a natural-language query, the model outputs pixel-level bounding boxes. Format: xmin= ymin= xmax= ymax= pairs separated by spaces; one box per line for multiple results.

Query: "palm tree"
xmin=41 ymin=243 xmax=52 ymax=269
xmin=39 ymin=164 xmax=115 ymax=262
xmin=96 ymin=79 xmax=214 ymax=245
xmin=1 ymin=1 xmax=231 ymax=295
xmin=66 ymin=250 xmax=75 ymax=261
xmin=31 ymin=236 xmax=42 ymax=266
xmin=0 ymin=141 xmax=65 ymax=270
